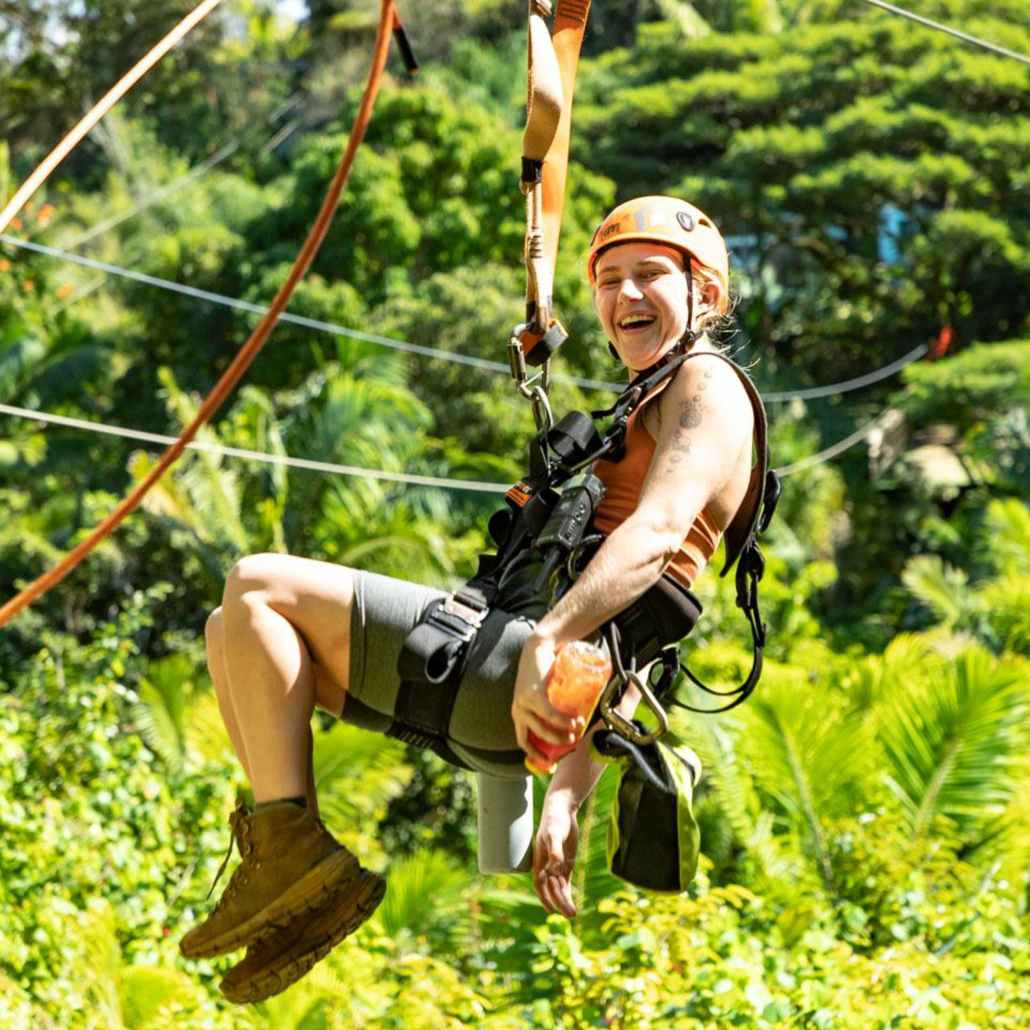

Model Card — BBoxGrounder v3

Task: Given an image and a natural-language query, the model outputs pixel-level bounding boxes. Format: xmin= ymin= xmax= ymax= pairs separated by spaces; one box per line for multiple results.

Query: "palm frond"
xmin=473 ymin=888 xmax=552 ymax=965
xmin=156 ymin=367 xmax=251 ymax=552
xmin=131 ymin=654 xmax=195 ymax=774
xmin=675 ymin=710 xmax=792 ymax=890
xmin=371 ymin=849 xmax=476 ymax=951
xmin=978 ymin=574 xmax=1030 ymax=655
xmin=575 ymin=763 xmax=624 ymax=911
xmin=846 ymin=633 xmax=943 ymax=714
xmin=742 ymin=668 xmax=878 ymax=894
xmin=983 ymin=498 xmax=1030 ymax=575
xmin=119 ymin=965 xmax=202 ymax=1030
xmin=312 ymin=723 xmax=414 ymax=861
xmin=78 ymin=900 xmax=125 ymax=1030
xmin=901 ymin=554 xmax=973 ymax=627
xmin=876 ymin=641 xmax=1028 ymax=838
xmin=183 ymin=686 xmax=236 ymax=767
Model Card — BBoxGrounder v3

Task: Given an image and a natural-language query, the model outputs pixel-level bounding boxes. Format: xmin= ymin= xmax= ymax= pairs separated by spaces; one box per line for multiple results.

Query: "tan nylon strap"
xmin=520 ymin=0 xmax=591 ymax=347
xmin=541 ymin=0 xmax=591 ymax=286
xmin=522 ymin=3 xmax=564 ymax=334
xmin=523 ymin=3 xmax=563 ymax=162
xmin=0 ymin=0 xmax=402 ymax=630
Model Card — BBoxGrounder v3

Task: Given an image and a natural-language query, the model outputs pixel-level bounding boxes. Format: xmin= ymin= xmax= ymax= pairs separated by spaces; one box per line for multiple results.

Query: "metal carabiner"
xmin=527 ymin=382 xmax=553 ymax=431
xmin=598 ymin=623 xmax=669 ymax=745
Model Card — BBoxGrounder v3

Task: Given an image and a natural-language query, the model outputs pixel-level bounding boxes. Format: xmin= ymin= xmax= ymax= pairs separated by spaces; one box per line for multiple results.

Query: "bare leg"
xmin=214 ymin=555 xmax=353 ymax=807
xmin=206 ymin=608 xmax=321 ymax=817
xmin=206 ymin=608 xmax=255 ymax=782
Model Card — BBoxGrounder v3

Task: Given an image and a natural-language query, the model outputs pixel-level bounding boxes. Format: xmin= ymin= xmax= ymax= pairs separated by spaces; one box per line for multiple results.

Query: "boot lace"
xmin=206 ymin=800 xmax=252 ymax=902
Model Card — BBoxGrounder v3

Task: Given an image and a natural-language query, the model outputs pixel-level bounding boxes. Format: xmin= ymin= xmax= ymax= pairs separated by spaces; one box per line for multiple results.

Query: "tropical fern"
xmin=131 ymin=654 xmax=196 ymax=775
xmin=370 ymin=849 xmax=477 ymax=954
xmin=876 ymin=641 xmax=1028 ymax=838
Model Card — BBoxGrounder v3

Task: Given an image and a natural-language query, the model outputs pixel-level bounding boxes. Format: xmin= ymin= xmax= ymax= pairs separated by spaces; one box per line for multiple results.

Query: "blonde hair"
xmin=692 ymin=266 xmax=738 ymax=355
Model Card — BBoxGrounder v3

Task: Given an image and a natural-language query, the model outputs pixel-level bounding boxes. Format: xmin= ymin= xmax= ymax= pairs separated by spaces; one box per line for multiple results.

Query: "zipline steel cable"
xmin=0 ymin=399 xmax=871 ymax=488
xmin=3 ymin=0 xmax=1001 ymax=624
xmin=856 ymin=0 xmax=1030 ymax=68
xmin=0 ymin=234 xmax=930 ymax=400
xmin=0 ymin=402 xmax=509 ymax=494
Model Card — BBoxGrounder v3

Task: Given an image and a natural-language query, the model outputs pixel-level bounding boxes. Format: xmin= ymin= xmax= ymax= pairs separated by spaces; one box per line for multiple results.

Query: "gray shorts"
xmin=341 ymin=568 xmax=537 ymax=780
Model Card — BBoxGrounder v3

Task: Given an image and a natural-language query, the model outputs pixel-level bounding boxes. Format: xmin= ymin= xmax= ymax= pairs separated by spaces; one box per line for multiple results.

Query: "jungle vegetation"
xmin=1 ymin=1 xmax=1028 ymax=1027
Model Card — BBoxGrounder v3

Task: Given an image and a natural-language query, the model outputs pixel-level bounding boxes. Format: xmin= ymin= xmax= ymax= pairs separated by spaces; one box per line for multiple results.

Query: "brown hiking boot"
xmin=219 ymin=862 xmax=386 ymax=1004
xmin=179 ymin=799 xmax=363 ymax=959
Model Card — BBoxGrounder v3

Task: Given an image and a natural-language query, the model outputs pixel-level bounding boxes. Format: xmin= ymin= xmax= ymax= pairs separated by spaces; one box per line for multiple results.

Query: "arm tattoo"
xmin=664 ymin=367 xmax=713 ymax=473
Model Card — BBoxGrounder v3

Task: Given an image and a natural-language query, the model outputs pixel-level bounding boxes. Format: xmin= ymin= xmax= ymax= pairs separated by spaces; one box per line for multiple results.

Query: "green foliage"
xmin=577 ymin=9 xmax=1030 ymax=384
xmin=4 ymin=2 xmax=1030 ymax=1025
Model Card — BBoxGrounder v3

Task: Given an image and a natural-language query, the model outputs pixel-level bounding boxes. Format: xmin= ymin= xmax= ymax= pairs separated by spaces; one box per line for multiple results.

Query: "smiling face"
xmin=592 ymin=242 xmax=696 ymax=372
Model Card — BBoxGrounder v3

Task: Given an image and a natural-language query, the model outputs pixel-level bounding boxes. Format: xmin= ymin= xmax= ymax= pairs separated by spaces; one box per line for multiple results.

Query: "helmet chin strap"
xmin=673 ymin=255 xmax=703 ymax=355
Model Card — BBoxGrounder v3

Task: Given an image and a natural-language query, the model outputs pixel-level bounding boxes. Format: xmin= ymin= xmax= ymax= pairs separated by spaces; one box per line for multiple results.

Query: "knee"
xmin=205 ymin=606 xmax=223 ymax=646
xmin=223 ymin=553 xmax=281 ymax=607
xmin=205 ymin=607 xmax=226 ymax=679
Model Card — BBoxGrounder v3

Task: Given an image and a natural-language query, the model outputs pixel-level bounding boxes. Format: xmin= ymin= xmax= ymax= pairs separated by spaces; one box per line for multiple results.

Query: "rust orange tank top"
xmin=590 ymin=382 xmax=722 ymax=590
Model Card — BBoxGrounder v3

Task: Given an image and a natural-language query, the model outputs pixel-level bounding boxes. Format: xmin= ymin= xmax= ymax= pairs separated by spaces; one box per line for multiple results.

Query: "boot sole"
xmin=181 ymin=850 xmax=361 ymax=959
xmin=219 ymin=869 xmax=386 ymax=1004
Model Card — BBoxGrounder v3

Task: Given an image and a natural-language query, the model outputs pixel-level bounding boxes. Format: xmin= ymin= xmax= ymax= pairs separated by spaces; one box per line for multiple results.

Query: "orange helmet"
xmin=587 ymin=196 xmax=729 ymax=313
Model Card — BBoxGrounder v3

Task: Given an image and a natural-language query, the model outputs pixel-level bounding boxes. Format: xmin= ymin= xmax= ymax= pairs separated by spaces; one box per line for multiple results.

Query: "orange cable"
xmin=0 ymin=0 xmax=401 ymax=629
xmin=0 ymin=0 xmax=228 ymax=235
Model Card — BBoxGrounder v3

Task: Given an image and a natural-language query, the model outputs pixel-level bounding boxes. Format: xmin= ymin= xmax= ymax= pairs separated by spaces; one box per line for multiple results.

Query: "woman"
xmin=179 ymin=195 xmax=756 ymax=1003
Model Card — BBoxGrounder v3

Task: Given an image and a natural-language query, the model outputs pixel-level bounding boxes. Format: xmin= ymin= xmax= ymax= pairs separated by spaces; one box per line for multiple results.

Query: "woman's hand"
xmin=533 ymin=800 xmax=580 ymax=918
xmin=511 ymin=632 xmax=584 ymax=773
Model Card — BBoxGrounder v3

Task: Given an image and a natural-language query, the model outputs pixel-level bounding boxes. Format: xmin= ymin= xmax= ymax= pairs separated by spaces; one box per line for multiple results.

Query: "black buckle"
xmin=427 ymin=594 xmax=487 ymax=643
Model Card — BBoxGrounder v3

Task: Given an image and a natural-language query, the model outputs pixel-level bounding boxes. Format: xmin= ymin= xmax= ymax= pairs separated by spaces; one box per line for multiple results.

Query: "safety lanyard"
xmin=510 ymin=0 xmax=592 ymax=397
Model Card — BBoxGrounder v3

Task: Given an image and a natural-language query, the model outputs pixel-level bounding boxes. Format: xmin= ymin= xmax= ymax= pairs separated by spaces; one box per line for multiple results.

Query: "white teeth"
xmin=619 ymin=314 xmax=656 ymax=329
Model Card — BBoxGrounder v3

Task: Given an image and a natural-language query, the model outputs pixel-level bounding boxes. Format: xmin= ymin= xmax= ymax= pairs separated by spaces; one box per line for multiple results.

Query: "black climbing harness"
xmin=388 ymin=338 xmax=781 ymax=770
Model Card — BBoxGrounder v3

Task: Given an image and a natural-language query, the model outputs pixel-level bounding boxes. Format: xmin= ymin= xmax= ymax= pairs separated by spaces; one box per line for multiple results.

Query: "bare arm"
xmin=542 ymin=680 xmax=642 ymax=814
xmin=532 ymin=353 xmax=752 ymax=651
xmin=513 ymin=352 xmax=752 ymax=780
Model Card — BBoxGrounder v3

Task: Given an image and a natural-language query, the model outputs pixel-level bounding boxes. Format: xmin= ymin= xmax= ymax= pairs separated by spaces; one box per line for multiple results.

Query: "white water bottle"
xmin=476 ymin=772 xmax=534 ymax=873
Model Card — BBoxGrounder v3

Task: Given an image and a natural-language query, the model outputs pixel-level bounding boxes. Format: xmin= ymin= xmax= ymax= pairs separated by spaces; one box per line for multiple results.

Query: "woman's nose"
xmin=617 ymin=277 xmax=644 ymax=302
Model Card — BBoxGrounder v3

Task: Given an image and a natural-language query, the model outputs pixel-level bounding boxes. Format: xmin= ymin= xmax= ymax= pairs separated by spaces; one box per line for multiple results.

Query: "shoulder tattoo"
xmin=664 ymin=366 xmax=714 ymax=473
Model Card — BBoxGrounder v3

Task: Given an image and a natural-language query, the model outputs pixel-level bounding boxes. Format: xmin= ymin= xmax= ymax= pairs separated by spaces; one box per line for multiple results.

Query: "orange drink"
xmin=526 ymin=641 xmax=612 ymax=774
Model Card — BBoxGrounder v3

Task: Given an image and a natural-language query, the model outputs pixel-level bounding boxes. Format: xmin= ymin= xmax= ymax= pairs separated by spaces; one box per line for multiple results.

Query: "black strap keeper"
xmin=521 ymin=157 xmax=544 ymax=184
xmin=392 ymin=26 xmax=420 ymax=75
xmin=524 ymin=320 xmax=568 ymax=367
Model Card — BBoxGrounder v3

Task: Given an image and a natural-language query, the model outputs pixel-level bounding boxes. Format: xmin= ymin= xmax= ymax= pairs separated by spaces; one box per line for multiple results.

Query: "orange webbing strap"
xmin=0 ymin=0 xmax=404 ymax=630
xmin=520 ymin=0 xmax=591 ymax=363
xmin=0 ymin=0 xmax=228 ymax=235
xmin=521 ymin=2 xmax=564 ymax=338
xmin=542 ymin=0 xmax=591 ymax=282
